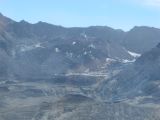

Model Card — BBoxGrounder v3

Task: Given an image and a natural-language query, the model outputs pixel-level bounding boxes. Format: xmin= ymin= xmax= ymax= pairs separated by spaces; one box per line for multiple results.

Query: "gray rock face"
xmin=0 ymin=13 xmax=134 ymax=79
xmin=1 ymin=13 xmax=160 ymax=79
xmin=98 ymin=43 xmax=160 ymax=105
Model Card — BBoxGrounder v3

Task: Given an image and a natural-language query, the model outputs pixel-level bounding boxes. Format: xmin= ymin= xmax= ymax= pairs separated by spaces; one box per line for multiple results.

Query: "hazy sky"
xmin=0 ymin=0 xmax=160 ymax=30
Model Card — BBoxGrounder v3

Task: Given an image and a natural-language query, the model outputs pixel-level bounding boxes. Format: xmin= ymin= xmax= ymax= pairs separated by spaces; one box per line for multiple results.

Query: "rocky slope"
xmin=97 ymin=43 xmax=160 ymax=106
xmin=1 ymin=13 xmax=160 ymax=79
xmin=0 ymin=13 xmax=133 ymax=79
xmin=0 ymin=13 xmax=160 ymax=120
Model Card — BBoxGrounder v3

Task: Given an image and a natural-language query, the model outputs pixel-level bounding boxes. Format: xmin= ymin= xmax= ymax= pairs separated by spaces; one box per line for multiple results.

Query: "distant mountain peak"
xmin=19 ymin=20 xmax=30 ymax=24
xmin=131 ymin=26 xmax=159 ymax=31
xmin=36 ymin=21 xmax=44 ymax=24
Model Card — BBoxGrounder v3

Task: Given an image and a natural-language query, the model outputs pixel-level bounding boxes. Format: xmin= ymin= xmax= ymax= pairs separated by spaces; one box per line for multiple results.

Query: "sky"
xmin=0 ymin=0 xmax=160 ymax=31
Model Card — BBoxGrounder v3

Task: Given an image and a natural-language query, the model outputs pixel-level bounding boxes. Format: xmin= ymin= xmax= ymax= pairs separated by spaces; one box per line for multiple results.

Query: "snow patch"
xmin=106 ymin=58 xmax=116 ymax=62
xmin=122 ymin=59 xmax=136 ymax=63
xmin=84 ymin=51 xmax=87 ymax=55
xmin=34 ymin=43 xmax=44 ymax=48
xmin=83 ymin=34 xmax=87 ymax=39
xmin=72 ymin=41 xmax=76 ymax=45
xmin=128 ymin=51 xmax=141 ymax=58
xmin=105 ymin=58 xmax=117 ymax=65
xmin=55 ymin=48 xmax=60 ymax=52
xmin=81 ymin=32 xmax=88 ymax=40
xmin=89 ymin=44 xmax=96 ymax=49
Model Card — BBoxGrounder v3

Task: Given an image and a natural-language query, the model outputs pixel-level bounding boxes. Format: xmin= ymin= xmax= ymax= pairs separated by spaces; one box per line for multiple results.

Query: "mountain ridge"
xmin=1 ymin=12 xmax=160 ymax=79
xmin=1 ymin=12 xmax=160 ymax=120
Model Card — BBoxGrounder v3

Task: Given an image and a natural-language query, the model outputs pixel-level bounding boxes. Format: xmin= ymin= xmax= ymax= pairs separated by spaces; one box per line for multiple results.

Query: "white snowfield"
xmin=122 ymin=59 xmax=136 ymax=63
xmin=128 ymin=51 xmax=141 ymax=58
xmin=120 ymin=49 xmax=141 ymax=63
